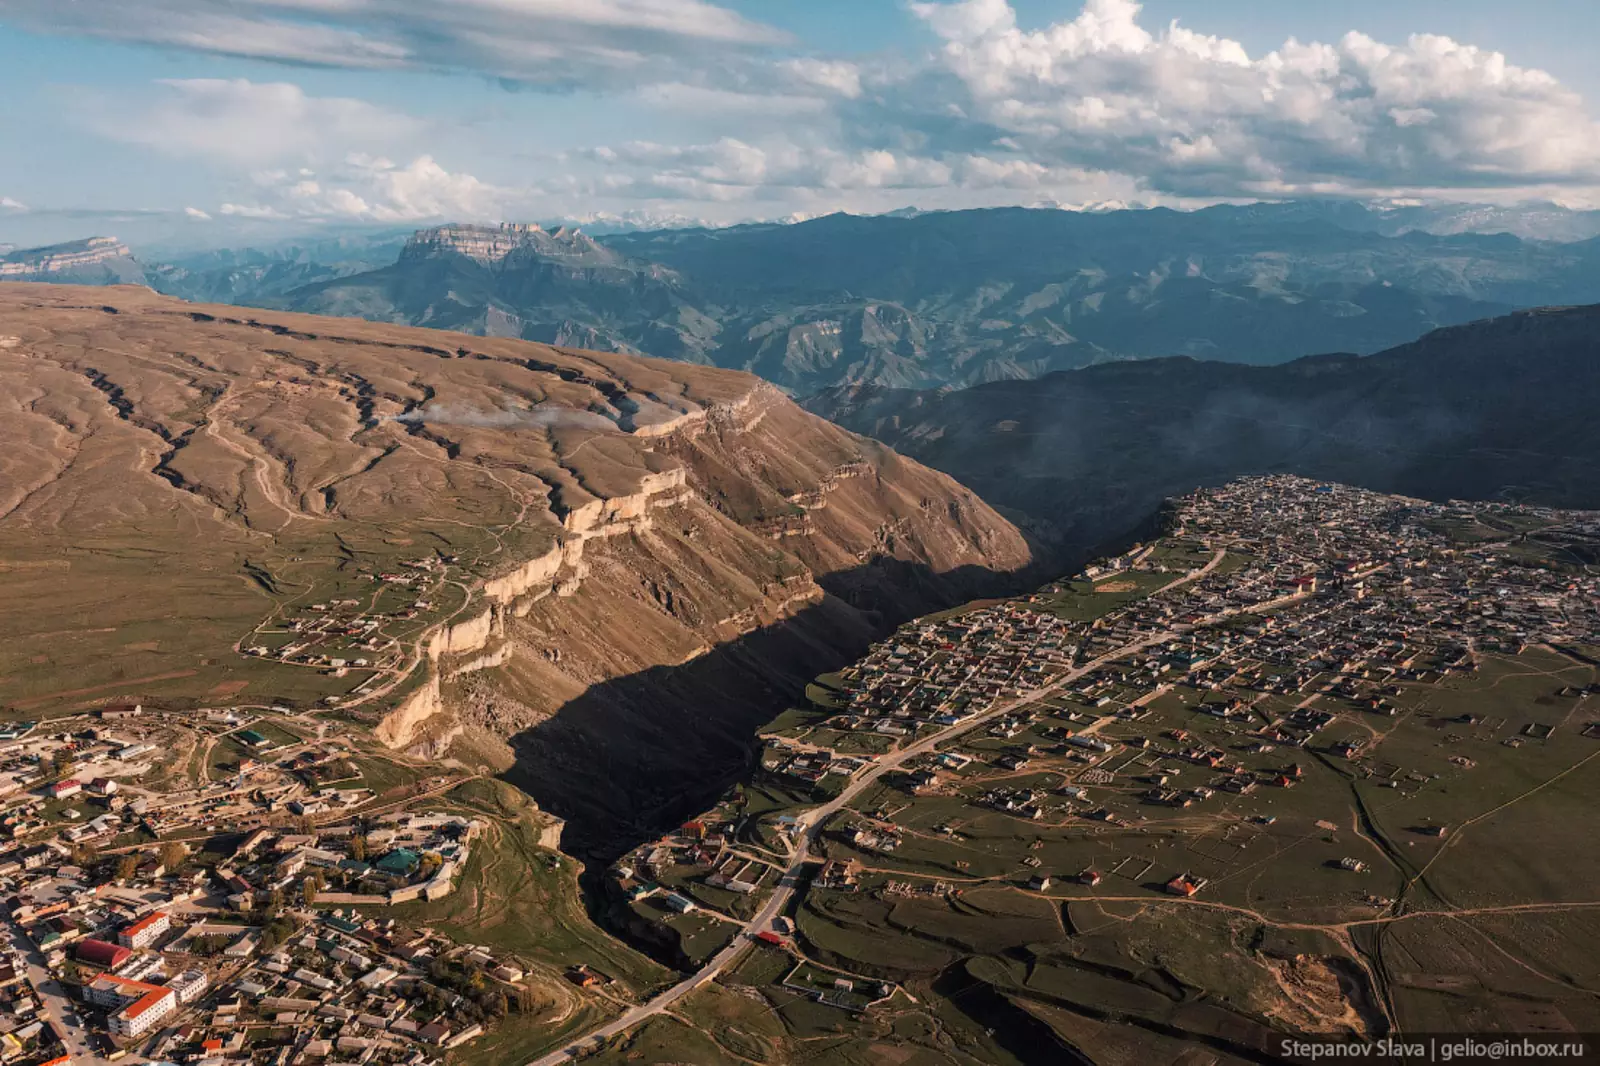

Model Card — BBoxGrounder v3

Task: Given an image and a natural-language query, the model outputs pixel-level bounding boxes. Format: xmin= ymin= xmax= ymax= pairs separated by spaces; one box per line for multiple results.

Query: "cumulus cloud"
xmin=579 ymin=136 xmax=1139 ymax=208
xmin=77 ymin=79 xmax=419 ymax=167
xmin=897 ymin=0 xmax=1600 ymax=197
xmin=34 ymin=0 xmax=1600 ymax=223
xmin=554 ymin=1 xmax=1600 ymax=214
xmin=7 ymin=0 xmax=784 ymax=89
xmin=781 ymin=58 xmax=865 ymax=100
xmin=183 ymin=206 xmax=212 ymax=220
xmin=220 ymin=154 xmax=516 ymax=223
xmin=0 ymin=197 xmax=26 ymax=212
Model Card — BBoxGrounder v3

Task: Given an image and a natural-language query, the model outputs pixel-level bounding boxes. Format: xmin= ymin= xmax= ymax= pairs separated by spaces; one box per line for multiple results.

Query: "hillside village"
xmin=600 ymin=476 xmax=1600 ymax=1044
xmin=0 ymin=699 xmax=527 ymax=1065
xmin=3 ymin=475 xmax=1600 ymax=1062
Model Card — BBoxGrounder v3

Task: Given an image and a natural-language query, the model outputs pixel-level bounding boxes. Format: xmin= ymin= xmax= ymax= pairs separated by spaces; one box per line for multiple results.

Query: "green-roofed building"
xmin=375 ymin=848 xmax=421 ymax=877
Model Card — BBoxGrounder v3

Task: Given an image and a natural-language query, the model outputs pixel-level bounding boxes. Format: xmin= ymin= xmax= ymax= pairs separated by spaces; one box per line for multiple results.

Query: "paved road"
xmin=4 ymin=920 xmax=110 ymax=1064
xmin=527 ymin=551 xmax=1263 ymax=1065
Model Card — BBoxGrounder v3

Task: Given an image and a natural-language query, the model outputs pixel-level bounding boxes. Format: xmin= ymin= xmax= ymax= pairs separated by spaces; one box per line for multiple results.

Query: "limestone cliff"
xmin=0 ymin=237 xmax=133 ymax=277
xmin=0 ymin=284 xmax=1034 ymax=855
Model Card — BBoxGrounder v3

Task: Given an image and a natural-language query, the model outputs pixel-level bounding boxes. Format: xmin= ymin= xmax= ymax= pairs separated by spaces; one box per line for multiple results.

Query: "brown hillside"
xmin=0 ymin=283 xmax=1032 ymax=850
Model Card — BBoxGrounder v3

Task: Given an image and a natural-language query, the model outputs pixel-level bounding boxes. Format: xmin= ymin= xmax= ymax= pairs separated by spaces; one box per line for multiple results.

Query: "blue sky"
xmin=2 ymin=0 xmax=1599 ymax=250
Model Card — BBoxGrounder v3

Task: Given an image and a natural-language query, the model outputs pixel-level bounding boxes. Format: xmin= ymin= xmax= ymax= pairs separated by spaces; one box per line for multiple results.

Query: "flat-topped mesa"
xmin=400 ymin=222 xmax=618 ymax=268
xmin=0 ymin=236 xmax=130 ymax=277
xmin=401 ymin=223 xmax=547 ymax=264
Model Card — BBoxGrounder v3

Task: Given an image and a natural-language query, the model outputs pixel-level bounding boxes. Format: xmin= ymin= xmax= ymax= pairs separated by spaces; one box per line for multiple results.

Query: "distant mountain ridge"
xmin=278 ymin=201 xmax=1600 ymax=391
xmin=10 ymin=200 xmax=1600 ymax=392
xmin=0 ymin=236 xmax=137 ymax=280
xmin=805 ymin=302 xmax=1600 ymax=558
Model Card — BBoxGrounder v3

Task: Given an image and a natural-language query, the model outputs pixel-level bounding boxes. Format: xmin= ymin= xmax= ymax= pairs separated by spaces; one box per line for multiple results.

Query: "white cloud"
xmin=33 ymin=0 xmax=1600 ymax=225
xmin=0 ymin=197 xmax=26 ymax=212
xmin=898 ymin=0 xmax=1600 ymax=196
xmin=183 ymin=206 xmax=212 ymax=220
xmin=8 ymin=0 xmax=784 ymax=88
xmin=782 ymin=58 xmax=864 ymax=99
xmin=218 ymin=203 xmax=289 ymax=220
xmin=224 ymin=154 xmax=513 ymax=223
xmin=78 ymin=79 xmax=419 ymax=167
xmin=631 ymin=83 xmax=829 ymax=117
xmin=581 ymin=136 xmax=1137 ymax=207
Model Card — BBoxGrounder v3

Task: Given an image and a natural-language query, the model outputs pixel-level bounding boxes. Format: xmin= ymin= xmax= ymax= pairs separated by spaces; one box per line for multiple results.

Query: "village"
xmin=0 ymin=697 xmax=531 ymax=1065
xmin=604 ymin=476 xmax=1600 ymax=1024
xmin=4 ymin=475 xmax=1600 ymax=1061
xmin=238 ymin=555 xmax=458 ymax=709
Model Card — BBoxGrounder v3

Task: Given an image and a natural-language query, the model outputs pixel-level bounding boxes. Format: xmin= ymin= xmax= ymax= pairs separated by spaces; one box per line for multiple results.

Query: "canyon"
xmin=0 ymin=283 xmax=1033 ymax=855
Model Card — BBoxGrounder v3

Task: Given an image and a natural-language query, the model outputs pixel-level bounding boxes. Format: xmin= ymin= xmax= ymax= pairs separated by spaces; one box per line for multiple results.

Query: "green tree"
xmin=157 ymin=841 xmax=187 ymax=871
xmin=115 ymin=853 xmax=139 ymax=881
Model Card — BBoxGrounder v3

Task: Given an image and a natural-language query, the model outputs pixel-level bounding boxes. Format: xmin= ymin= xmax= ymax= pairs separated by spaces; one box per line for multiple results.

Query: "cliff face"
xmin=0 ymin=283 xmax=1032 ymax=852
xmin=0 ymin=237 xmax=134 ymax=278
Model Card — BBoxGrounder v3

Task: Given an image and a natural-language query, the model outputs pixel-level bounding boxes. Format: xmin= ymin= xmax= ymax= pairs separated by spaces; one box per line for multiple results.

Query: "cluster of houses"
xmin=0 ymin=801 xmax=488 ymax=1061
xmin=210 ymin=812 xmax=481 ymax=911
xmin=0 ymin=687 xmax=504 ymax=1060
xmin=241 ymin=557 xmax=453 ymax=689
xmin=781 ymin=476 xmax=1600 ymax=905
xmin=833 ymin=604 xmax=1078 ymax=733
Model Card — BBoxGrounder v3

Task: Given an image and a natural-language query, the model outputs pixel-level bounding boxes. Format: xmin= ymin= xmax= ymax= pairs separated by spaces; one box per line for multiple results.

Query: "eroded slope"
xmin=0 ymin=283 xmax=1032 ymax=849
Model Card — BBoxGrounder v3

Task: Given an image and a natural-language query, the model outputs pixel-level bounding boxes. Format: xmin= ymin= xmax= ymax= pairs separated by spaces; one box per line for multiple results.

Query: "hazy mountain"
xmin=0 ymin=236 xmax=146 ymax=284
xmin=1372 ymin=200 xmax=1600 ymax=242
xmin=145 ymin=229 xmax=414 ymax=304
xmin=269 ymin=205 xmax=1597 ymax=392
xmin=281 ymin=223 xmax=715 ymax=360
xmin=14 ymin=202 xmax=1600 ymax=393
xmin=807 ymin=303 xmax=1600 ymax=556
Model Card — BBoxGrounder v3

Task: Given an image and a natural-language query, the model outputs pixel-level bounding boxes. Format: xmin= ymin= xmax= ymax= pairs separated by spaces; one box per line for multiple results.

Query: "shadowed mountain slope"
xmin=807 ymin=304 xmax=1600 ymax=557
xmin=0 ymin=282 xmax=1033 ymax=845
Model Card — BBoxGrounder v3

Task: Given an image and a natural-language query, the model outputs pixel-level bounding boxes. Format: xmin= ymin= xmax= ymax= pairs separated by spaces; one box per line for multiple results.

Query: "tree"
xmin=301 ymin=873 xmax=323 ymax=907
xmin=69 ymin=843 xmax=98 ymax=868
xmin=350 ymin=835 xmax=367 ymax=862
xmin=115 ymin=854 xmax=139 ymax=882
xmin=157 ymin=841 xmax=187 ymax=871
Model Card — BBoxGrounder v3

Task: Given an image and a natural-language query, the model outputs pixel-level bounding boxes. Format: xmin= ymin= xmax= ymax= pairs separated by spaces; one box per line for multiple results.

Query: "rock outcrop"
xmin=0 ymin=283 xmax=1034 ymax=854
xmin=0 ymin=237 xmax=133 ymax=277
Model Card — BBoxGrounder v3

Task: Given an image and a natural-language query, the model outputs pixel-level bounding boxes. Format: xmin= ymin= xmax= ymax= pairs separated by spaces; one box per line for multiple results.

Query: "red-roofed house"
xmin=85 ymin=973 xmax=177 ymax=1038
xmin=117 ymin=910 xmax=170 ymax=950
xmin=75 ymin=938 xmax=132 ymax=969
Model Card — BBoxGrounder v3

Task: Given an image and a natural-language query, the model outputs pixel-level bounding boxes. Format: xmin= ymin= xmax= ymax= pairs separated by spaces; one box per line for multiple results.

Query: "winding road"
xmin=528 ymin=550 xmax=1249 ymax=1064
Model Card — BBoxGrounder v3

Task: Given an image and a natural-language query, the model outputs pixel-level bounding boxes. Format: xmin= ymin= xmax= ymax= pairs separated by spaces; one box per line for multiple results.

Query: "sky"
xmin=3 ymin=0 xmax=1600 ymax=250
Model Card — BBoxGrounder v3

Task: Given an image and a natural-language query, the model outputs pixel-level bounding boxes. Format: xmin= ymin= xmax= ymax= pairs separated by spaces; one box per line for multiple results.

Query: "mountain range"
xmin=8 ymin=199 xmax=1600 ymax=394
xmin=806 ymin=303 xmax=1600 ymax=558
